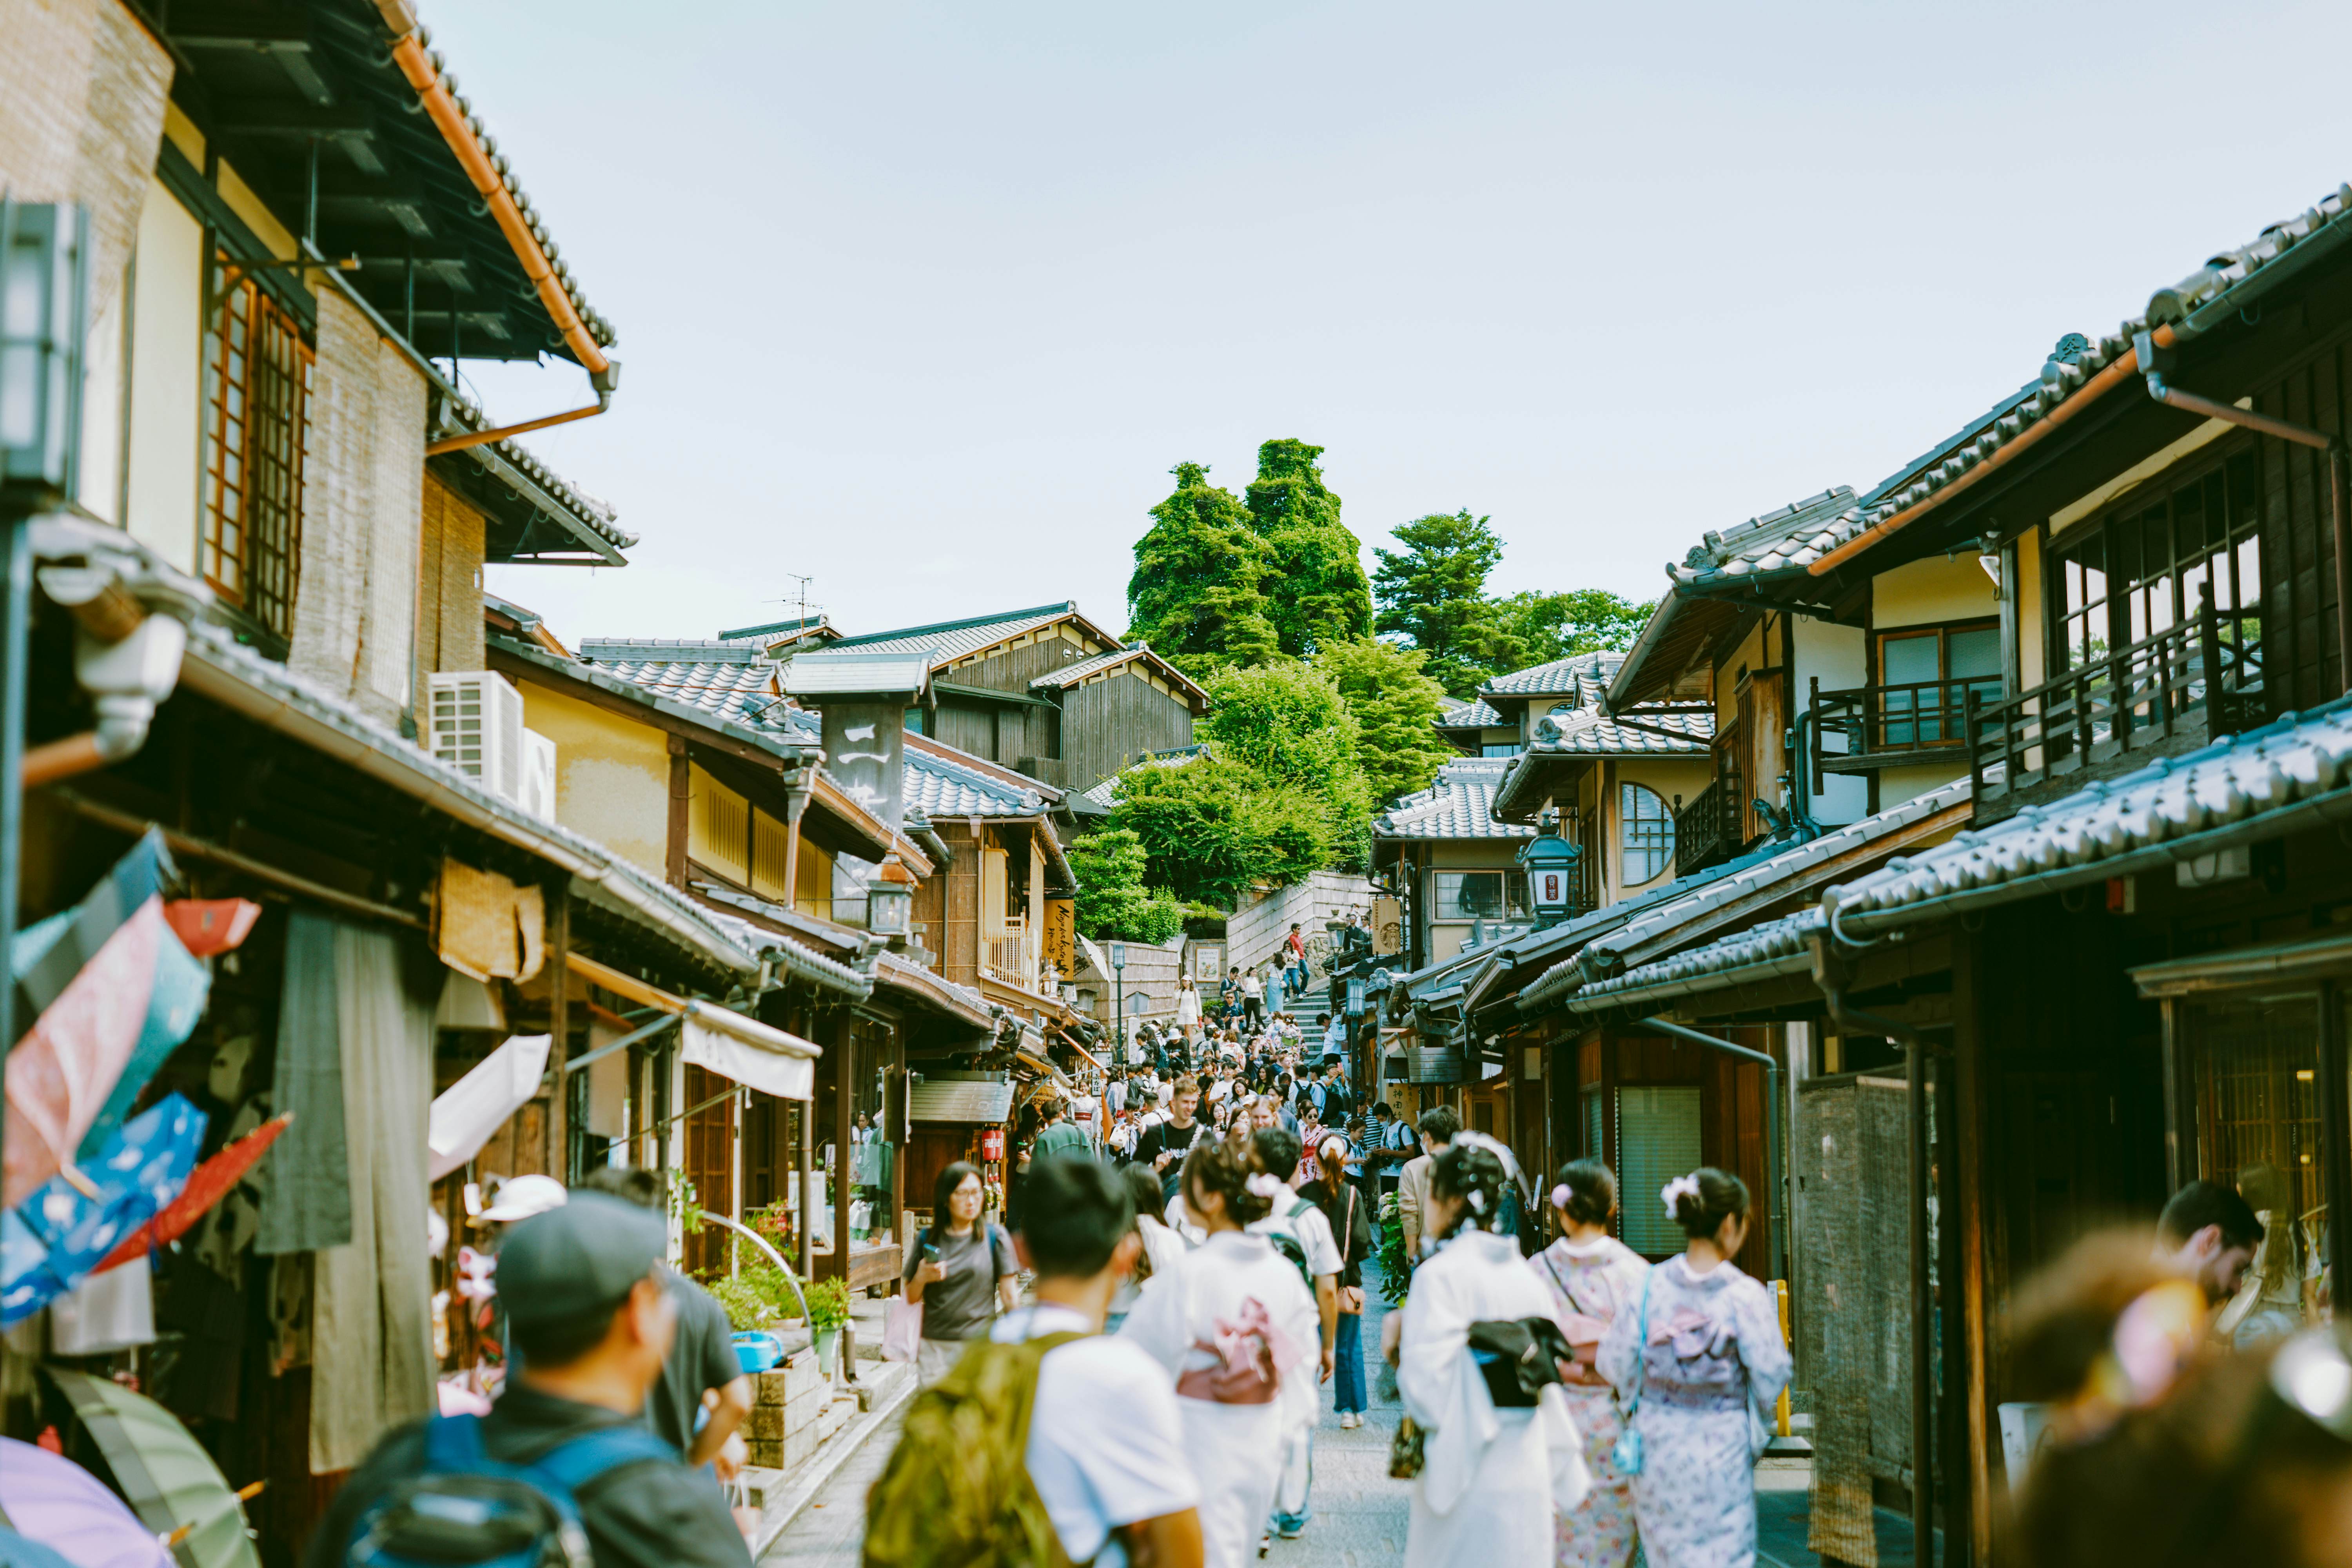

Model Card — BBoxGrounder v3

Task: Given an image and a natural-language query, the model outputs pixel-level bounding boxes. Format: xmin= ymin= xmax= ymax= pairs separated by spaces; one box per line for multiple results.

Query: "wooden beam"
xmin=545 ymin=882 xmax=572 ymax=1180
xmin=667 ymin=735 xmax=690 ymax=889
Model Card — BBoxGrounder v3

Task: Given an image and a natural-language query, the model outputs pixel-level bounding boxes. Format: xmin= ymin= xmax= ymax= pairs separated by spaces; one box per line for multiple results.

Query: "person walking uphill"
xmin=1529 ymin=1159 xmax=1649 ymax=1568
xmin=308 ymin=1194 xmax=752 ymax=1568
xmin=906 ymin=1161 xmax=1020 ymax=1387
xmin=1598 ymin=1168 xmax=1790 ymax=1568
xmin=1033 ymin=1093 xmax=1091 ymax=1163
xmin=1391 ymin=1143 xmax=1590 ymax=1568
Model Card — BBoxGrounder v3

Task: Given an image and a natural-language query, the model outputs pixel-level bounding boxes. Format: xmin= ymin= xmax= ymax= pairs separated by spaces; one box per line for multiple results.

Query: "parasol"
xmin=160 ymin=901 xmax=260 ymax=960
xmin=43 ymin=1370 xmax=261 ymax=1568
xmin=2 ymin=1096 xmax=205 ymax=1325
xmin=93 ymin=1114 xmax=291 ymax=1276
xmin=0 ymin=1437 xmax=171 ymax=1568
xmin=0 ymin=1527 xmax=83 ymax=1568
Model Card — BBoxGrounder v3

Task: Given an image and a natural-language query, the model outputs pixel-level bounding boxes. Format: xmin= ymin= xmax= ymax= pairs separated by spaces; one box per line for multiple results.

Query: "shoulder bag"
xmin=1612 ymin=1266 xmax=1654 ymax=1476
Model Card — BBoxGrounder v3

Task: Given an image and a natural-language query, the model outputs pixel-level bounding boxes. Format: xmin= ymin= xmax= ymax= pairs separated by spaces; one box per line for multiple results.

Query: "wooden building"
xmin=780 ymin=601 xmax=1209 ymax=799
xmin=1370 ymin=758 xmax=1535 ymax=971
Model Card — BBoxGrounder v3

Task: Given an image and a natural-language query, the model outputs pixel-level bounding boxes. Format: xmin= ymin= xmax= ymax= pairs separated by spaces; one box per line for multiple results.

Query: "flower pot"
xmin=814 ymin=1325 xmax=840 ymax=1376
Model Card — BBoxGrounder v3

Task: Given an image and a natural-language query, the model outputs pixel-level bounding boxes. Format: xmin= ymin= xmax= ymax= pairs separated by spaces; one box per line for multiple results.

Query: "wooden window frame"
xmin=201 ymin=251 xmax=310 ymax=639
xmin=1619 ymin=781 xmax=1674 ymax=886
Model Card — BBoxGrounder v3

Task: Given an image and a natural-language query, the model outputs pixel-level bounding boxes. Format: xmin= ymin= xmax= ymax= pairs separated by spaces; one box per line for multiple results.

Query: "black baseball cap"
xmin=497 ymin=1191 xmax=666 ymax=1327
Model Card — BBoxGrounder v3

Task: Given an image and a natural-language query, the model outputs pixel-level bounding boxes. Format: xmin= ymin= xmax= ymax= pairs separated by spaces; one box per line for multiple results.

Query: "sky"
xmin=454 ymin=0 xmax=2352 ymax=648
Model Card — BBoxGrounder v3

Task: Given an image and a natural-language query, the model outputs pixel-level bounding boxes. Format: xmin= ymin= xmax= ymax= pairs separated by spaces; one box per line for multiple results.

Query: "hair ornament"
xmin=1465 ymin=1189 xmax=1487 ymax=1215
xmin=1244 ymin=1172 xmax=1283 ymax=1198
xmin=2055 ymin=1278 xmax=2207 ymax=1445
xmin=1320 ymin=1136 xmax=1349 ymax=1162
xmin=1552 ymin=1183 xmax=1573 ymax=1210
xmin=1661 ymin=1173 xmax=1701 ymax=1216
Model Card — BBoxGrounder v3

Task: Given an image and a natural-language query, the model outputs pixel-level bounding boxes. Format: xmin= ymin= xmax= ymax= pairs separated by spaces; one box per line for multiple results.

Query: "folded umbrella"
xmin=42 ymin=1370 xmax=261 ymax=1568
xmin=2 ymin=1095 xmax=205 ymax=1325
xmin=0 ymin=1437 xmax=171 ymax=1568
xmin=92 ymin=1114 xmax=291 ymax=1276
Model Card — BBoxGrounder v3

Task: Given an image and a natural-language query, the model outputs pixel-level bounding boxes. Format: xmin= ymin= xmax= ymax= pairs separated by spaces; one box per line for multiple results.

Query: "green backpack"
xmin=861 ymin=1332 xmax=1083 ymax=1568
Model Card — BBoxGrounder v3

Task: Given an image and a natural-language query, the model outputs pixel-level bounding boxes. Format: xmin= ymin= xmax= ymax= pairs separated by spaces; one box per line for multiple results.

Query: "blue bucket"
xmin=731 ymin=1331 xmax=785 ymax=1374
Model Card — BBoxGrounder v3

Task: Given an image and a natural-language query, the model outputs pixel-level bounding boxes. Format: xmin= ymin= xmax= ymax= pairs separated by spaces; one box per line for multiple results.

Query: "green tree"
xmin=1316 ymin=638 xmax=1455 ymax=808
xmin=1200 ymin=660 xmax=1372 ymax=830
xmin=1483 ymin=588 xmax=1655 ymax=670
xmin=1371 ymin=510 xmax=1508 ymax=695
xmin=1245 ymin=439 xmax=1372 ymax=657
xmin=1064 ymin=828 xmax=1184 ymax=944
xmin=1106 ymin=758 xmax=1331 ymax=906
xmin=1127 ymin=462 xmax=1281 ymax=678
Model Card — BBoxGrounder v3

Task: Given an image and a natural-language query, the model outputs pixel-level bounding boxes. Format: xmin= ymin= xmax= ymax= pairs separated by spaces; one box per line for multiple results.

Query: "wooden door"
xmin=682 ymin=1064 xmax=736 ymax=1276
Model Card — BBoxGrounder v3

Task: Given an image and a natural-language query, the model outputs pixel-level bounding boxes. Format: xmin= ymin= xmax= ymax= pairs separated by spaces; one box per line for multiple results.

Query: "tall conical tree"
xmin=1244 ymin=439 xmax=1372 ymax=657
xmin=1127 ymin=461 xmax=1281 ymax=678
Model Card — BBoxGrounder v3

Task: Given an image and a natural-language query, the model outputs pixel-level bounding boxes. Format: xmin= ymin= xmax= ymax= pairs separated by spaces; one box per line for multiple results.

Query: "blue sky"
xmin=461 ymin=0 xmax=2352 ymax=646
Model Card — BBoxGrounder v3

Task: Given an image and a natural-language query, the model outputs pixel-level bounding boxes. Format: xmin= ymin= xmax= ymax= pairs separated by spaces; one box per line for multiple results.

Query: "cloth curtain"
xmin=254 ymin=915 xmax=350 ymax=1255
xmin=307 ymin=923 xmax=436 ymax=1474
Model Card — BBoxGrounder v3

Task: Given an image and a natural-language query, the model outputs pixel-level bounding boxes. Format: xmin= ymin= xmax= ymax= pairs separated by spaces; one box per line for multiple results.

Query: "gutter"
xmin=2134 ymin=330 xmax=2352 ymax=697
xmin=372 ymin=3 xmax=619 ymax=443
xmin=1807 ymin=326 xmax=2176 ymax=578
xmin=177 ymin=635 xmax=757 ymax=978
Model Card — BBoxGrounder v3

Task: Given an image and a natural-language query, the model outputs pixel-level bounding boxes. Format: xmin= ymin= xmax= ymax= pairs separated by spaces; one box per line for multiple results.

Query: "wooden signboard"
xmin=1042 ymin=894 xmax=1076 ymax=979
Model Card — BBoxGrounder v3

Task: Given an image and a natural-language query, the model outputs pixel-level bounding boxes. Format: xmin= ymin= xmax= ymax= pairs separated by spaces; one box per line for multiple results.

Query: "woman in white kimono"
xmin=1530 ymin=1158 xmax=1650 ymax=1568
xmin=1598 ymin=1167 xmax=1791 ymax=1568
xmin=1120 ymin=1137 xmax=1319 ymax=1568
xmin=1394 ymin=1142 xmax=1592 ymax=1568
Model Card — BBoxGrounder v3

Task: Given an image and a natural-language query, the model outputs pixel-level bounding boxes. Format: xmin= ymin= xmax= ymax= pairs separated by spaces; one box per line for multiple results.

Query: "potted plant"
xmin=805 ymin=1278 xmax=853 ymax=1375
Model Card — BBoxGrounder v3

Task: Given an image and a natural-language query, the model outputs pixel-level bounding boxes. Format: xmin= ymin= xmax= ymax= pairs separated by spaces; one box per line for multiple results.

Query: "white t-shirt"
xmin=991 ymin=1304 xmax=1199 ymax=1567
xmin=1249 ymin=1181 xmax=1344 ymax=1280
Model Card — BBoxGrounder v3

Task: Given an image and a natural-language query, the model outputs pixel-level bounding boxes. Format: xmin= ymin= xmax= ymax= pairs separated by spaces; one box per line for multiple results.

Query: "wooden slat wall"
xmin=416 ymin=473 xmax=486 ymax=707
xmin=944 ymin=821 xmax=980 ymax=986
xmin=1060 ymin=671 xmax=1195 ymax=792
xmin=2254 ymin=343 xmax=2347 ymax=708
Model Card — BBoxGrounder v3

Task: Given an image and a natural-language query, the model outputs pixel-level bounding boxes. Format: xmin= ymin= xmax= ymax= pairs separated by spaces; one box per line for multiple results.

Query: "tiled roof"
xmin=1481 ymin=651 xmax=1621 ymax=700
xmin=1519 ymin=778 xmax=1973 ymax=1011
xmin=906 ymin=748 xmax=1046 ymax=818
xmin=826 ymin=603 xmax=1078 ymax=661
xmin=573 ymin=641 xmax=789 ymax=731
xmin=1026 ymin=643 xmax=1210 ymax=703
xmin=1662 ymin=487 xmax=1858 ymax=590
xmin=684 ymin=889 xmax=873 ymax=998
xmin=1666 ymin=176 xmax=2352 ymax=590
xmin=715 ymin=613 xmax=829 ymax=643
xmin=1436 ymin=698 xmax=1503 ymax=729
xmin=1081 ymin=747 xmax=1205 ymax=811
xmin=470 ymin=436 xmax=636 ymax=554
xmin=1529 ymin=704 xmax=1712 ymax=754
xmin=1563 ymin=910 xmax=1824 ymax=1014
xmin=1374 ymin=759 xmax=1534 ymax=841
xmin=1825 ymin=699 xmax=2352 ymax=939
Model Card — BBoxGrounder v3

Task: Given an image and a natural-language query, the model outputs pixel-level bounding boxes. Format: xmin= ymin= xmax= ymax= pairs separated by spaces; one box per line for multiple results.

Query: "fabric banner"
xmin=426 ymin=1035 xmax=550 ymax=1181
xmin=679 ymin=1010 xmax=814 ymax=1103
xmin=254 ymin=914 xmax=348 ymax=1255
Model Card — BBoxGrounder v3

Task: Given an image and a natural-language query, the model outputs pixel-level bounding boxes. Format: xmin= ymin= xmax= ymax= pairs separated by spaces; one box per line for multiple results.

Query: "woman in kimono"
xmin=1394 ymin=1143 xmax=1592 ymax=1568
xmin=1599 ymin=1167 xmax=1791 ymax=1568
xmin=1530 ymin=1159 xmax=1650 ymax=1568
xmin=1120 ymin=1137 xmax=1319 ymax=1568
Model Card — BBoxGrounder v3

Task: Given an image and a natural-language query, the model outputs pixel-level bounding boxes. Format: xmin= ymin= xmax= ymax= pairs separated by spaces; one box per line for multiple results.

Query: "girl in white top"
xmin=1175 ymin=975 xmax=1201 ymax=1038
xmin=1120 ymin=1139 xmax=1319 ymax=1568
xmin=1393 ymin=1142 xmax=1592 ymax=1568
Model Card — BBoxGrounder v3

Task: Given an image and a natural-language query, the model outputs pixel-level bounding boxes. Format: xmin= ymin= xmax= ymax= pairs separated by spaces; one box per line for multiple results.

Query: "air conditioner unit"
xmin=519 ymin=728 xmax=557 ymax=821
xmin=426 ymin=671 xmax=524 ymax=803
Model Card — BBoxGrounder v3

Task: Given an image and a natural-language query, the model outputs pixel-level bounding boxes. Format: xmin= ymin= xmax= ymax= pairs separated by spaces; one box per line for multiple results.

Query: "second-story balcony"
xmin=1965 ymin=588 xmax=2262 ymax=820
xmin=984 ymin=926 xmax=1037 ymax=989
xmin=1810 ymin=673 xmax=2006 ymax=777
xmin=1673 ymin=773 xmax=1745 ymax=875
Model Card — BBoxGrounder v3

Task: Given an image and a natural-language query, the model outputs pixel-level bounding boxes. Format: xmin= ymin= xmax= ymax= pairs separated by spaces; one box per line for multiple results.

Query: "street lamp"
xmin=0 ymin=201 xmax=87 ymax=505
xmin=1109 ymin=942 xmax=1126 ymax=1060
xmin=1520 ymin=831 xmax=1581 ymax=926
xmin=866 ymin=853 xmax=913 ymax=938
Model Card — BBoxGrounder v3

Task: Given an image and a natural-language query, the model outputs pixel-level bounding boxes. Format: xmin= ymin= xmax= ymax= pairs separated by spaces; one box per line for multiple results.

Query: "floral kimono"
xmin=1530 ymin=1235 xmax=1650 ymax=1568
xmin=1597 ymin=1255 xmax=1790 ymax=1568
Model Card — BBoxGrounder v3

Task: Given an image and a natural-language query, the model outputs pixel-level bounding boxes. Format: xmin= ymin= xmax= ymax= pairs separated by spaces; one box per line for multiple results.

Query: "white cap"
xmin=480 ymin=1173 xmax=568 ymax=1222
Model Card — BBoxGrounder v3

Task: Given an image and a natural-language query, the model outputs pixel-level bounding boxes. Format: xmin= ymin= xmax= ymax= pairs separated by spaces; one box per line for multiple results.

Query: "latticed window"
xmin=1620 ymin=782 xmax=1675 ymax=885
xmin=203 ymin=255 xmax=311 ymax=638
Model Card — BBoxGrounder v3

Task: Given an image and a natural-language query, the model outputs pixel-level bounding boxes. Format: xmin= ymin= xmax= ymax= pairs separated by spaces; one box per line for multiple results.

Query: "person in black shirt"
xmin=306 ymin=1193 xmax=751 ymax=1568
xmin=1130 ymin=1074 xmax=1210 ymax=1202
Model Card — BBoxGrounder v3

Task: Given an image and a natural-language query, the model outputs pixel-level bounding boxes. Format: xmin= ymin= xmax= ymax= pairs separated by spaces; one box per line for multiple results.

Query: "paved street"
xmin=758 ymin=1259 xmax=1926 ymax=1568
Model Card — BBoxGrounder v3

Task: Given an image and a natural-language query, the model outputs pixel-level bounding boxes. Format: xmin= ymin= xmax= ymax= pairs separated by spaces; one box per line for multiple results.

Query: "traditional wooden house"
xmin=1370 ymin=757 xmax=1535 ymax=971
xmin=768 ymin=601 xmax=1209 ymax=799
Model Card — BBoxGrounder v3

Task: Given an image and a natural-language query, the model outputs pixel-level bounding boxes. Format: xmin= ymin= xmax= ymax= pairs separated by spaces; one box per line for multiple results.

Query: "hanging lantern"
xmin=1520 ymin=832 xmax=1582 ymax=922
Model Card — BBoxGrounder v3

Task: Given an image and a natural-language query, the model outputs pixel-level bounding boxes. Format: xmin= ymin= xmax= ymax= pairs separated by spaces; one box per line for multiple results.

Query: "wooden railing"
xmin=985 ymin=930 xmax=1035 ymax=985
xmin=1965 ymin=586 xmax=2261 ymax=814
xmin=1674 ymin=773 xmax=1744 ymax=874
xmin=1811 ymin=673 xmax=2006 ymax=775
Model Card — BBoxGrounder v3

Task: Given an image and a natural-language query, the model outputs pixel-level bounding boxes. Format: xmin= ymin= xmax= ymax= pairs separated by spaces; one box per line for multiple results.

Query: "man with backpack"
xmin=1245 ymin=1127 xmax=1339 ymax=1546
xmin=862 ymin=1158 xmax=1203 ymax=1568
xmin=307 ymin=1192 xmax=750 ymax=1568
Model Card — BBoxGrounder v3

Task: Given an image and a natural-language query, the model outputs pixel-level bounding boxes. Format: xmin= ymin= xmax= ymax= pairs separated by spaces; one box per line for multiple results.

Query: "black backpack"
xmin=345 ymin=1414 xmax=677 ymax=1568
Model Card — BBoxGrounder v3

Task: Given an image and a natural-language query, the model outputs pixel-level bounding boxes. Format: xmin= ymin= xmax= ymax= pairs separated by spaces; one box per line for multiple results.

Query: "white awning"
xmin=680 ymin=999 xmax=820 ymax=1102
xmin=428 ymin=1034 xmax=552 ymax=1180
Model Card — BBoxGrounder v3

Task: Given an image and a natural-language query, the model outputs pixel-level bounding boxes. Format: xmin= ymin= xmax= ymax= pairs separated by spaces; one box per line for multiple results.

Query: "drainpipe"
xmin=2135 ymin=331 xmax=2352 ymax=696
xmin=1635 ymin=1016 xmax=1784 ymax=1288
xmin=372 ymin=2 xmax=620 ymax=450
xmin=20 ymin=567 xmax=185 ymax=788
xmin=1807 ymin=929 xmax=1936 ymax=1568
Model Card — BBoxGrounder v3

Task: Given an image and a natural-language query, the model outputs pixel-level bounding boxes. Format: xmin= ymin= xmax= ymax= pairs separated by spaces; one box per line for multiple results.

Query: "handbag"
xmin=1389 ymin=1414 xmax=1427 ymax=1479
xmin=1612 ymin=1267 xmax=1654 ymax=1476
xmin=1337 ymin=1189 xmax=1364 ymax=1315
xmin=1464 ymin=1316 xmax=1575 ymax=1408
